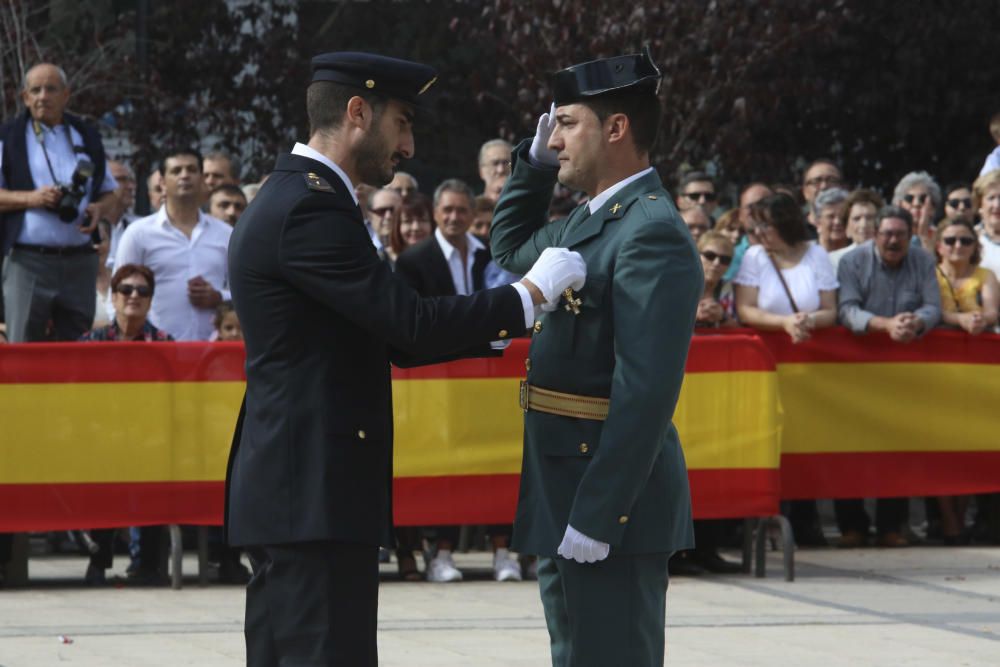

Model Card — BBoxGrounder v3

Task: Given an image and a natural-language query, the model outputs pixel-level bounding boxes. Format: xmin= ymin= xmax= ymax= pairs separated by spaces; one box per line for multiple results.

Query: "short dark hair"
xmin=750 ymin=193 xmax=808 ymax=246
xmin=307 ymin=80 xmax=386 ymax=136
xmin=679 ymin=171 xmax=714 ymax=191
xmin=877 ymin=205 xmax=914 ymax=234
xmin=157 ymin=147 xmax=203 ymax=176
xmin=111 ymin=263 xmax=155 ymax=295
xmin=802 ymin=158 xmax=842 ymax=182
xmin=943 ymin=182 xmax=971 ymax=198
xmin=210 ymin=184 xmax=247 ymax=203
xmin=581 ymin=89 xmax=660 ymax=155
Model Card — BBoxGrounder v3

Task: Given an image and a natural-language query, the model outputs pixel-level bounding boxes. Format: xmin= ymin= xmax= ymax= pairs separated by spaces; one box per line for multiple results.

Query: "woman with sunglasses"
xmin=934 ymin=219 xmax=999 ymax=335
xmin=695 ymin=231 xmax=738 ymax=328
xmin=79 ymin=264 xmax=172 ymax=342
xmin=76 ymin=263 xmax=171 ymax=586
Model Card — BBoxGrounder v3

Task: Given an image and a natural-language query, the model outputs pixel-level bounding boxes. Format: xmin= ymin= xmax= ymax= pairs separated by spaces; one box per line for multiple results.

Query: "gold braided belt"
xmin=519 ymin=381 xmax=610 ymax=421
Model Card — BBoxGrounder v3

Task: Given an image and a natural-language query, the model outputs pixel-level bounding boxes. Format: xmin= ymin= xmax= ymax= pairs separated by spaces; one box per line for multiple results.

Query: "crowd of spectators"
xmin=1 ymin=61 xmax=999 ymax=586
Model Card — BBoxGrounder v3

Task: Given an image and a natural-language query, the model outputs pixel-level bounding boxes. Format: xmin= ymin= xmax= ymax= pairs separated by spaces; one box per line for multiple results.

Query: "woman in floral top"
xmin=80 ymin=264 xmax=173 ymax=342
xmin=78 ymin=263 xmax=171 ymax=586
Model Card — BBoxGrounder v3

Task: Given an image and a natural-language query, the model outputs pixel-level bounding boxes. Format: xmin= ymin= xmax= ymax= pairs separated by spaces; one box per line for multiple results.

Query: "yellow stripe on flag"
xmin=779 ymin=362 xmax=1000 ymax=454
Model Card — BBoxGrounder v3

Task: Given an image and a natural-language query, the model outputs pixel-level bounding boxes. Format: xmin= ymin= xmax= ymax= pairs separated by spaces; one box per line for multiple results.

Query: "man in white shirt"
xmin=114 ymin=147 xmax=231 ymax=341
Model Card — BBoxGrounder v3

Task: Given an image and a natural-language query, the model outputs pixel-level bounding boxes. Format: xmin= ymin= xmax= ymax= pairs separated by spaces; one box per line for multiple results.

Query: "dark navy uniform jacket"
xmin=225 ymin=153 xmax=526 ymax=548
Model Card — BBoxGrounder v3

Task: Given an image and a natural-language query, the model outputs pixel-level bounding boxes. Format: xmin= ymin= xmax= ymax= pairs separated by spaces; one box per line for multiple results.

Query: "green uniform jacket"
xmin=491 ymin=140 xmax=701 ymax=557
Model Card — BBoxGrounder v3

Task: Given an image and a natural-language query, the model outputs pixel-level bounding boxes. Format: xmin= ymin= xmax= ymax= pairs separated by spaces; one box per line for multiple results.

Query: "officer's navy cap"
xmin=550 ymin=46 xmax=661 ymax=106
xmin=310 ymin=52 xmax=438 ymax=107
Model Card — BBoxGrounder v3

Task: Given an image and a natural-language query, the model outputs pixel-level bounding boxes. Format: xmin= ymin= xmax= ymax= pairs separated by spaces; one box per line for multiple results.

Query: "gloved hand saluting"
xmin=520 ymin=247 xmax=586 ymax=308
xmin=528 ymin=103 xmax=559 ymax=168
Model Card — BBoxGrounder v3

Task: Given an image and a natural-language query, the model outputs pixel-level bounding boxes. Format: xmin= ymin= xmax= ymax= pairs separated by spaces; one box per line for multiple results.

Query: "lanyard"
xmin=31 ymin=119 xmax=80 ymax=187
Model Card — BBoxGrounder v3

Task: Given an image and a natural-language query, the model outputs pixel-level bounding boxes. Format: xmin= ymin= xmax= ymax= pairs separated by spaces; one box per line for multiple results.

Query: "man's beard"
xmin=355 ymin=128 xmax=394 ymax=187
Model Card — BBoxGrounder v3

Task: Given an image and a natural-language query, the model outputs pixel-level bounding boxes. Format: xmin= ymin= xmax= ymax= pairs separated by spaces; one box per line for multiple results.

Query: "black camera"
xmin=54 ymin=159 xmax=94 ymax=223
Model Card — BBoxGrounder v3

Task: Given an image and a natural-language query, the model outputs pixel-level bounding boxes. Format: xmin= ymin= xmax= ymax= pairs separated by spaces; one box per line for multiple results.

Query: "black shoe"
xmin=695 ymin=550 xmax=743 ymax=574
xmin=125 ymin=568 xmax=167 ymax=587
xmin=218 ymin=560 xmax=252 ymax=585
xmin=85 ymin=562 xmax=107 ymax=586
xmin=668 ymin=552 xmax=704 ymax=577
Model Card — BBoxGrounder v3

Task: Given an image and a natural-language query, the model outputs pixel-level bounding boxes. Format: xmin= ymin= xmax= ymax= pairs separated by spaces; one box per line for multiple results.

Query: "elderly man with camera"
xmin=0 ymin=62 xmax=120 ymax=342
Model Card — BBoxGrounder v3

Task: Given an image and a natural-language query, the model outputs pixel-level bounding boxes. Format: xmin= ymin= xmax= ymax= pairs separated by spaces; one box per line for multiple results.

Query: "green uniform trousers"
xmin=537 ymin=553 xmax=670 ymax=667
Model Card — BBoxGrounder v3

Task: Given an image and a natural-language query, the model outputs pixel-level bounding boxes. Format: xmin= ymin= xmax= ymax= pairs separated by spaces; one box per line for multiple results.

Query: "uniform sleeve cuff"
xmin=510 ymin=282 xmax=534 ymax=330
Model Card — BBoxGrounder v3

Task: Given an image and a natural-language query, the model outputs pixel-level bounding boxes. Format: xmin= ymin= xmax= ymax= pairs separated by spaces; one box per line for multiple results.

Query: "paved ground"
xmin=1 ymin=545 xmax=999 ymax=666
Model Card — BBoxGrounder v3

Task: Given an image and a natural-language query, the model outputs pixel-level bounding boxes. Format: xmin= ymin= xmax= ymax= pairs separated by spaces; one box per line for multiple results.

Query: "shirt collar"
xmin=588 ymin=167 xmax=656 ymax=215
xmin=434 ymin=227 xmax=484 ymax=261
xmin=291 ymin=142 xmax=359 ymax=205
xmin=155 ymin=205 xmax=212 ymax=229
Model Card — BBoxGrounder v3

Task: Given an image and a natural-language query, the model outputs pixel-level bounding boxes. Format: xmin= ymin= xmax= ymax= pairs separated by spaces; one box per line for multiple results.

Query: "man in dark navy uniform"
xmin=225 ymin=52 xmax=586 ymax=666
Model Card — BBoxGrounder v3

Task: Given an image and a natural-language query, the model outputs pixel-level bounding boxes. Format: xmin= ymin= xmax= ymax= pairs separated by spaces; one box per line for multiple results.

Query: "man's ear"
xmin=346 ymin=96 xmax=372 ymax=130
xmin=605 ymin=113 xmax=630 ymax=146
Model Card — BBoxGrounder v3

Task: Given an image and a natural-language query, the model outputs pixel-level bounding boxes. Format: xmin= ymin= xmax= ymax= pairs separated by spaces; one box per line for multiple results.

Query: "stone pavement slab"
xmin=0 ymin=547 xmax=998 ymax=666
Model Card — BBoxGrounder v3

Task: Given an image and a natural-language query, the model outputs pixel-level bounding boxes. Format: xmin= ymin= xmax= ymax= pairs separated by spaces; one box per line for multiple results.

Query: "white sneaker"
xmin=426 ymin=550 xmax=463 ymax=583
xmin=493 ymin=548 xmax=523 ymax=582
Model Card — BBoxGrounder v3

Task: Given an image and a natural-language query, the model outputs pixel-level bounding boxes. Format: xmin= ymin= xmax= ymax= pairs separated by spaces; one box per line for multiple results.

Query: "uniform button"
xmin=357 ymin=430 xmax=366 ymax=440
xmin=579 ymin=442 xmax=589 ymax=454
xmin=618 ymin=515 xmax=629 ymax=524
xmin=525 ymin=358 xmax=532 ymax=371
xmin=498 ymin=329 xmax=508 ymax=338
xmin=533 ymin=321 xmax=543 ymax=333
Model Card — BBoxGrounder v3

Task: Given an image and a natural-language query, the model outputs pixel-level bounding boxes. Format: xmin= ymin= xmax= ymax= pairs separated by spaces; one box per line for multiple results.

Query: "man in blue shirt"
xmin=0 ymin=63 xmax=119 ymax=342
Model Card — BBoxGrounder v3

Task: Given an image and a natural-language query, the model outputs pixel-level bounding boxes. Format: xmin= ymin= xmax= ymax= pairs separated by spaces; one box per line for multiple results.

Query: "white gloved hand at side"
xmin=528 ymin=103 xmax=559 ymax=168
xmin=557 ymin=524 xmax=610 ymax=563
xmin=522 ymin=247 xmax=586 ymax=306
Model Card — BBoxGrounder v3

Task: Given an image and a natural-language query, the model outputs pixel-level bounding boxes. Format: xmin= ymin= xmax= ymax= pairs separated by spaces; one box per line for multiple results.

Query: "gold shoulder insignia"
xmin=304 ymin=172 xmax=334 ymax=193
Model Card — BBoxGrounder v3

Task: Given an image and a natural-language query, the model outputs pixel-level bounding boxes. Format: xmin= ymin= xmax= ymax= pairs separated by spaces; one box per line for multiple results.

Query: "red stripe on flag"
xmin=780 ymin=451 xmax=1000 ymax=499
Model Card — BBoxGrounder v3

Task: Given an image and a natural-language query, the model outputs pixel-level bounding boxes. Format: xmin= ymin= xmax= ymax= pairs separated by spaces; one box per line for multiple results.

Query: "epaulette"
xmin=636 ymin=192 xmax=677 ymax=221
xmin=304 ymin=171 xmax=335 ymax=193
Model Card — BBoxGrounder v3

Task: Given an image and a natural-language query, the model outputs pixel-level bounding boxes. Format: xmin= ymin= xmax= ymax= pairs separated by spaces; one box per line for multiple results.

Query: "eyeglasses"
xmin=683 ymin=190 xmax=716 ymax=202
xmin=371 ymin=206 xmax=396 ymax=218
xmin=946 ymin=198 xmax=972 ymax=209
xmin=804 ymin=175 xmax=842 ymax=187
xmin=902 ymin=193 xmax=929 ymax=206
xmin=480 ymin=158 xmax=511 ymax=170
xmin=116 ymin=284 xmax=152 ymax=297
xmin=700 ymin=250 xmax=733 ymax=265
xmin=941 ymin=236 xmax=975 ymax=247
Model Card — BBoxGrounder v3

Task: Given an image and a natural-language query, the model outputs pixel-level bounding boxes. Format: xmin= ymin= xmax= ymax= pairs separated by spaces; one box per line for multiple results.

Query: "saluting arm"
xmin=490 ymin=139 xmax=567 ymax=275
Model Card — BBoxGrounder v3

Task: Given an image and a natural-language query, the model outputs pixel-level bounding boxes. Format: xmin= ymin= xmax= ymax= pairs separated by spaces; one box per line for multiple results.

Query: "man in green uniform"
xmin=491 ymin=49 xmax=702 ymax=666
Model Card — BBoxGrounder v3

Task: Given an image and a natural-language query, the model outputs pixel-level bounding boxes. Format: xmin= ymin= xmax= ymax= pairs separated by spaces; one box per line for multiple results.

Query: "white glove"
xmin=557 ymin=524 xmax=610 ymax=564
xmin=522 ymin=247 xmax=586 ymax=306
xmin=528 ymin=103 xmax=559 ymax=168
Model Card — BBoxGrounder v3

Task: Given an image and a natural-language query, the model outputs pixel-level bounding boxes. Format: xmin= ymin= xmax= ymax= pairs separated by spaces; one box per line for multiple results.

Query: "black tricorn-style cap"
xmin=550 ymin=46 xmax=661 ymax=105
xmin=310 ymin=52 xmax=438 ymax=107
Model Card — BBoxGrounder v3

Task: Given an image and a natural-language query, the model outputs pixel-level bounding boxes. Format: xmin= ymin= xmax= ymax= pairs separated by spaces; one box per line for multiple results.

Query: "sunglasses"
xmin=683 ymin=190 xmax=717 ymax=202
xmin=902 ymin=193 xmax=929 ymax=206
xmin=371 ymin=206 xmax=396 ymax=218
xmin=947 ymin=198 xmax=972 ymax=209
xmin=116 ymin=284 xmax=152 ymax=297
xmin=941 ymin=236 xmax=975 ymax=247
xmin=805 ymin=175 xmax=842 ymax=187
xmin=701 ymin=250 xmax=733 ymax=265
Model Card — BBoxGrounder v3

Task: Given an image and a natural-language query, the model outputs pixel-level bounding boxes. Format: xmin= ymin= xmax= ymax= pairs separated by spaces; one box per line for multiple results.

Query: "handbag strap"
xmin=936 ymin=265 xmax=962 ymax=312
xmin=767 ymin=252 xmax=799 ymax=313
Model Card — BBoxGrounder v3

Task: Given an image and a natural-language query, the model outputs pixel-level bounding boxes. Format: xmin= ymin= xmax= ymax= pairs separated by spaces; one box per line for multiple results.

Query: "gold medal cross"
xmin=563 ymin=288 xmax=582 ymax=315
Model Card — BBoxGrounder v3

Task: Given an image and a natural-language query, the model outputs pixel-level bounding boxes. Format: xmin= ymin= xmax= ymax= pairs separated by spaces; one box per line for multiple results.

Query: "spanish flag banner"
xmin=0 ymin=335 xmax=781 ymax=531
